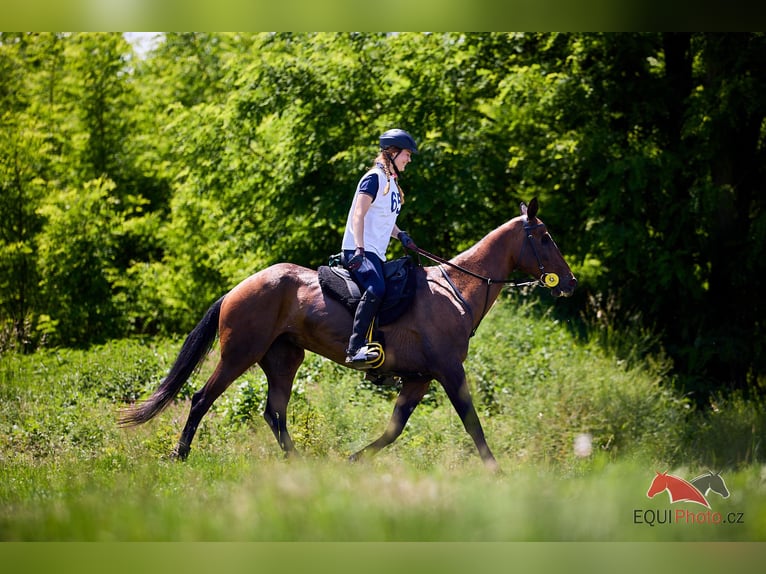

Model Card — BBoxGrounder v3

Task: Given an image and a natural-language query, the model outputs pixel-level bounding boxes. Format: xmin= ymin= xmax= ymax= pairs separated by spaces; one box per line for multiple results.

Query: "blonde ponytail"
xmin=376 ymin=150 xmax=404 ymax=203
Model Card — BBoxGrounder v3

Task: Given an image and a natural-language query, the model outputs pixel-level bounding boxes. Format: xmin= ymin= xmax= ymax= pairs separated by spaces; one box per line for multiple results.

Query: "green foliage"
xmin=0 ymin=34 xmax=53 ymax=350
xmin=36 ymin=178 xmax=124 ymax=345
xmin=683 ymin=392 xmax=766 ymax=469
xmin=0 ymin=338 xmax=174 ymax=460
xmin=1 ymin=32 xmax=766 ymax=402
xmin=467 ymin=295 xmax=689 ymax=466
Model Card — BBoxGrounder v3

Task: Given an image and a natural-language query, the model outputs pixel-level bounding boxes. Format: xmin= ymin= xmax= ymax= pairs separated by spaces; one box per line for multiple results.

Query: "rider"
xmin=341 ymin=128 xmax=419 ymax=367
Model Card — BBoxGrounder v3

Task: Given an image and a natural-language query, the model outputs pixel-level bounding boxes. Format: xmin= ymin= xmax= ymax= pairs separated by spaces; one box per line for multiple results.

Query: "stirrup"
xmin=345 ymin=342 xmax=385 ymax=369
xmin=345 ymin=320 xmax=385 ymax=370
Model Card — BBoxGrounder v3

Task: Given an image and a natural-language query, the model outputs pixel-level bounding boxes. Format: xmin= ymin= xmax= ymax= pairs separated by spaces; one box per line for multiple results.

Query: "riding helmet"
xmin=379 ymin=129 xmax=418 ymax=154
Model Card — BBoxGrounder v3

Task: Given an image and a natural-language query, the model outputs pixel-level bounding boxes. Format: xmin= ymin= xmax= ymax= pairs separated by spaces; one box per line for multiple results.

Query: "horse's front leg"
xmin=439 ymin=365 xmax=499 ymax=471
xmin=350 ymin=378 xmax=431 ymax=462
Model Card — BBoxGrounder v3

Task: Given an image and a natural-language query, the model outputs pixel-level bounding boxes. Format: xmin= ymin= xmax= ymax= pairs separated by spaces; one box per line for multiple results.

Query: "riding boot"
xmin=345 ymin=291 xmax=382 ymax=366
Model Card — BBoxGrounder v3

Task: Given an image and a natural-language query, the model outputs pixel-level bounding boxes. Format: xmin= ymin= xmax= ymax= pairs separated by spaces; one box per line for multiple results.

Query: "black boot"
xmin=346 ymin=291 xmax=382 ymax=366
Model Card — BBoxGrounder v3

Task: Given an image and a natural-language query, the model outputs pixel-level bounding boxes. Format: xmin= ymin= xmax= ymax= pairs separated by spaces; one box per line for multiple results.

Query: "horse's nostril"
xmin=569 ymin=277 xmax=578 ymax=290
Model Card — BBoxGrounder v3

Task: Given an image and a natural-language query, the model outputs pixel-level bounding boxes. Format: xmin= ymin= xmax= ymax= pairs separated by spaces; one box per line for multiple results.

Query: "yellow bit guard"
xmin=543 ymin=273 xmax=559 ymax=288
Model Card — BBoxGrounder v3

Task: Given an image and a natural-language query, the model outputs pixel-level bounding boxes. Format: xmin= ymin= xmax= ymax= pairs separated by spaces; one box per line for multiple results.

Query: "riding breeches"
xmin=343 ymin=250 xmax=386 ymax=353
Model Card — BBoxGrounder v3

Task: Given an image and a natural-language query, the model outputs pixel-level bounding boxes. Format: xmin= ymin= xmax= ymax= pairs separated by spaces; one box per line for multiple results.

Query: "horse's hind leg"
xmin=259 ymin=336 xmax=305 ymax=456
xmin=173 ymin=357 xmax=252 ymax=460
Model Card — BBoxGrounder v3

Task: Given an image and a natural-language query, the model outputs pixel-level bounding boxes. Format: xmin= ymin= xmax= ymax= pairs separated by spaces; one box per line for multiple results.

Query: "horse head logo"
xmin=690 ymin=471 xmax=730 ymax=499
xmin=646 ymin=471 xmax=710 ymax=508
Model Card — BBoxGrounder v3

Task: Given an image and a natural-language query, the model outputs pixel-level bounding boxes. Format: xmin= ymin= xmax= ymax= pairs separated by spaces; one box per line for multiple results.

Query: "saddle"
xmin=317 ymin=255 xmax=419 ymax=326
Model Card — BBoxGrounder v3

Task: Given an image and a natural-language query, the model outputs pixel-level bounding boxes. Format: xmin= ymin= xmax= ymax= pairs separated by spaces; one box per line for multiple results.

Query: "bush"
xmin=465 ymin=295 xmax=689 ymax=468
xmin=682 ymin=393 xmax=765 ymax=468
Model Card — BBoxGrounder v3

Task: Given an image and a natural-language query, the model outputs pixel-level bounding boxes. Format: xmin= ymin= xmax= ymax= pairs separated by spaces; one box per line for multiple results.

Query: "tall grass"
xmin=1 ymin=296 xmax=763 ymax=541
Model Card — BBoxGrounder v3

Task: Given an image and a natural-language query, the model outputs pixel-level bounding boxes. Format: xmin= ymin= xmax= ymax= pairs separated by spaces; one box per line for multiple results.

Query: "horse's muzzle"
xmin=552 ymin=276 xmax=577 ymax=298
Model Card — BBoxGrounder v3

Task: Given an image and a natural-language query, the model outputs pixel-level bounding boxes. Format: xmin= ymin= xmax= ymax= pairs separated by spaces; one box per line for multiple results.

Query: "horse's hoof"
xmin=284 ymin=448 xmax=302 ymax=460
xmin=170 ymin=447 xmax=189 ymax=462
xmin=484 ymin=457 xmax=501 ymax=474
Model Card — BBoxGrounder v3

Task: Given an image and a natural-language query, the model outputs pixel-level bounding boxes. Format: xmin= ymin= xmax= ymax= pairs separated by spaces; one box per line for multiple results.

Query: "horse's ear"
xmin=520 ymin=201 xmax=528 ymax=217
xmin=527 ymin=197 xmax=539 ymax=220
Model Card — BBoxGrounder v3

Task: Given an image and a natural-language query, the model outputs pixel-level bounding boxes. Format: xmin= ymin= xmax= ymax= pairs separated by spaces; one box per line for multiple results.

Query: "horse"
xmin=646 ymin=472 xmax=711 ymax=508
xmin=691 ymin=471 xmax=730 ymax=499
xmin=119 ymin=198 xmax=577 ymax=470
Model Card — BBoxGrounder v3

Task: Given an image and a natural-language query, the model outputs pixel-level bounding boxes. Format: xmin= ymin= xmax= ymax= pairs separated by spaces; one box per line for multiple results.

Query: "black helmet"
xmin=379 ymin=129 xmax=418 ymax=154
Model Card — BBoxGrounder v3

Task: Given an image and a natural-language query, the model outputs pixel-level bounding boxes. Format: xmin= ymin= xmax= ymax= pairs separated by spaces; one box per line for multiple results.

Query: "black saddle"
xmin=317 ymin=255 xmax=419 ymax=325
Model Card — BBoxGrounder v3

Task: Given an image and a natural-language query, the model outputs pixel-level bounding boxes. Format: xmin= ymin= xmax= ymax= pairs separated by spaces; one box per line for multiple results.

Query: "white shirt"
xmin=341 ymin=165 xmax=402 ymax=261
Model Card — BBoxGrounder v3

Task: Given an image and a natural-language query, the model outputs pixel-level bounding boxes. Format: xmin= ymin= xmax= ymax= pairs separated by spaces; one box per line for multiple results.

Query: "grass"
xmin=1 ymin=295 xmax=764 ymax=541
xmin=2 ymin=440 xmax=764 ymax=541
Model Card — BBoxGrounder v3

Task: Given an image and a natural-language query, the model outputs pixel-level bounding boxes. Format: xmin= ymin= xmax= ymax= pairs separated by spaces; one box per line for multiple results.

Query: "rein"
xmin=413 ymin=224 xmax=548 ymax=289
xmin=416 ymin=246 xmax=541 ymax=288
xmin=413 ymin=221 xmax=555 ymax=335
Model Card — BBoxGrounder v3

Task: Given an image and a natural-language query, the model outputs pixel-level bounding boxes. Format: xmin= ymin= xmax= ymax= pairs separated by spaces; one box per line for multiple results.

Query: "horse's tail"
xmin=119 ymin=296 xmax=225 ymax=427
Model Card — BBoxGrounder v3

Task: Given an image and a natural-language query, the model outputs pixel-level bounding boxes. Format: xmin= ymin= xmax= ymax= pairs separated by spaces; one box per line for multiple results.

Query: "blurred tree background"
xmin=1 ymin=32 xmax=764 ymax=404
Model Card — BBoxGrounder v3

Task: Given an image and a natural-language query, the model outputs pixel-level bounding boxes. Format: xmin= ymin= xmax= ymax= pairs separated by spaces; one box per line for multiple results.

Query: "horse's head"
xmin=516 ymin=198 xmax=577 ymax=297
xmin=709 ymin=472 xmax=730 ymax=498
xmin=646 ymin=471 xmax=668 ymax=498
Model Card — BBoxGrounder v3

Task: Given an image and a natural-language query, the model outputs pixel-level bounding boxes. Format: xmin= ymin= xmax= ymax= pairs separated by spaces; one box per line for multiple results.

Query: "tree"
xmin=3 ymin=32 xmax=765 ymax=402
xmin=36 ymin=178 xmax=125 ymax=345
xmin=0 ymin=33 xmax=63 ymax=350
xmin=687 ymin=33 xmax=766 ymax=396
xmin=484 ymin=33 xmax=766 ymax=400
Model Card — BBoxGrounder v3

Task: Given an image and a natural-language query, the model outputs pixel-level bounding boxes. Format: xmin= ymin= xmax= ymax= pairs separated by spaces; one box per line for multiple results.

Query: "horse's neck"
xmin=451 ymin=218 xmax=520 ymax=281
xmin=446 ymin=218 xmax=522 ymax=326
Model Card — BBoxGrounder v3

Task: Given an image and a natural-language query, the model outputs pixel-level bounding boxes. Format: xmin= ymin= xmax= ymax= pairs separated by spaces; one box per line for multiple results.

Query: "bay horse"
xmin=120 ymin=198 xmax=576 ymax=470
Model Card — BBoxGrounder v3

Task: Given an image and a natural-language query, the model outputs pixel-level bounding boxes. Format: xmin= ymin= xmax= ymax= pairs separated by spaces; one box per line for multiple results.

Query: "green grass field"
xmin=1 ymin=296 xmax=764 ymax=542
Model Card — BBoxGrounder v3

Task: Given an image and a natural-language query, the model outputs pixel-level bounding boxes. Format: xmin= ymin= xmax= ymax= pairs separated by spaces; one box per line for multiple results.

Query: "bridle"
xmin=517 ymin=220 xmax=561 ymax=290
xmin=415 ymin=219 xmax=561 ymax=289
xmin=414 ymin=218 xmax=561 ymax=335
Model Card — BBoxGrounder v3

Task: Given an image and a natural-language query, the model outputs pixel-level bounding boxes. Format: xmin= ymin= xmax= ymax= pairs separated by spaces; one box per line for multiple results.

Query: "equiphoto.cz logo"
xmin=633 ymin=470 xmax=745 ymax=527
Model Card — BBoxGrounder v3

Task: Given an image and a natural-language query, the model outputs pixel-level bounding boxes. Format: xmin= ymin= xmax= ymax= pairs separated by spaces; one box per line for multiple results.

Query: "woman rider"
xmin=341 ymin=128 xmax=419 ymax=367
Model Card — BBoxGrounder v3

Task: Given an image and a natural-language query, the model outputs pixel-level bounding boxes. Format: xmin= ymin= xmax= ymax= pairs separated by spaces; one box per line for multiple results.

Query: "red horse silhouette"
xmin=646 ymin=472 xmax=710 ymax=508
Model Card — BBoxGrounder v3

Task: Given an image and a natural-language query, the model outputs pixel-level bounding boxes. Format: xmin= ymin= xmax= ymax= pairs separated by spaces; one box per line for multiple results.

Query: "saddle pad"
xmin=317 ymin=256 xmax=418 ymax=326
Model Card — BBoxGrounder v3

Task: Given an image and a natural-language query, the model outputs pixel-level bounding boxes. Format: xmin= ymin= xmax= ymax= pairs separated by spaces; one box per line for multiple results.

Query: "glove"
xmin=346 ymin=247 xmax=365 ymax=271
xmin=397 ymin=231 xmax=418 ymax=251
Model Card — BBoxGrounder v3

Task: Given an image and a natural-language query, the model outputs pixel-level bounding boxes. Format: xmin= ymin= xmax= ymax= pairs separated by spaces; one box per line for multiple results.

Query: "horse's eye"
xmin=541 ymin=234 xmax=551 ymax=245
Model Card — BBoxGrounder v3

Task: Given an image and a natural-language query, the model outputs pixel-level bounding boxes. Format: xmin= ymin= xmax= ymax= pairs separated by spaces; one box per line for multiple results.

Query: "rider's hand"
xmin=398 ymin=231 xmax=418 ymax=251
xmin=347 ymin=247 xmax=365 ymax=271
